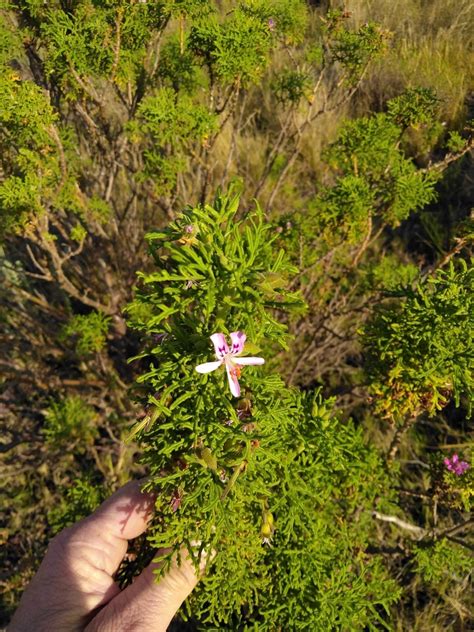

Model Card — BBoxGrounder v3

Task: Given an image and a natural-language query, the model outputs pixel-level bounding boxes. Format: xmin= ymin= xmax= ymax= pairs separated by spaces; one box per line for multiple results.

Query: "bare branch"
xmin=387 ymin=415 xmax=418 ymax=462
xmin=372 ymin=511 xmax=425 ymax=536
xmin=69 ymin=65 xmax=104 ymax=107
xmin=420 ymin=136 xmax=474 ymax=175
xmin=110 ymin=8 xmax=123 ymax=82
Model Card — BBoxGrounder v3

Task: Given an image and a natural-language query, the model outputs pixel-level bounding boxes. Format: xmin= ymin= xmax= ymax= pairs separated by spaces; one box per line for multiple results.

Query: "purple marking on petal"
xmin=210 ymin=333 xmax=229 ymax=358
xmin=229 ymin=331 xmax=246 ymax=355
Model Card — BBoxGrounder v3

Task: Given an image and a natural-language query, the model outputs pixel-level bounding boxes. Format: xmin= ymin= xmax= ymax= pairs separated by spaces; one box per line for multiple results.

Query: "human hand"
xmin=8 ymin=480 xmax=199 ymax=632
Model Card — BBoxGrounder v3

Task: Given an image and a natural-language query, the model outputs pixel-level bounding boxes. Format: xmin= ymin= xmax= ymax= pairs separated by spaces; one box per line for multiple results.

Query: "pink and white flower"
xmin=195 ymin=331 xmax=264 ymax=397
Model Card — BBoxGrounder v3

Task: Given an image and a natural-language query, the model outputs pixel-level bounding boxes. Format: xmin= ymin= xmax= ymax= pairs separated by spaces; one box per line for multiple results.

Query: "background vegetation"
xmin=1 ymin=0 xmax=472 ymax=629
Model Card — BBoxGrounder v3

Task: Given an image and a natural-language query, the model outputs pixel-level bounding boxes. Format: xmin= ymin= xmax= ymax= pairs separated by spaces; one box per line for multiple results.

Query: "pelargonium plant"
xmin=196 ymin=331 xmax=265 ymax=397
xmin=125 ymin=190 xmax=399 ymax=629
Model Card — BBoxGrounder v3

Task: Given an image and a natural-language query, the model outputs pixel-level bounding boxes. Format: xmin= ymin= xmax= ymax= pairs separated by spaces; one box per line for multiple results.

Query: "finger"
xmin=62 ymin=479 xmax=155 ymax=577
xmin=78 ymin=478 xmax=155 ymax=541
xmin=8 ymin=480 xmax=158 ymax=631
xmin=84 ymin=549 xmax=200 ymax=632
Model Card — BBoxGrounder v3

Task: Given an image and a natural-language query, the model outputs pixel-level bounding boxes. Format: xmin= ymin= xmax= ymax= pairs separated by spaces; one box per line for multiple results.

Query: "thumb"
xmin=84 ymin=549 xmax=199 ymax=632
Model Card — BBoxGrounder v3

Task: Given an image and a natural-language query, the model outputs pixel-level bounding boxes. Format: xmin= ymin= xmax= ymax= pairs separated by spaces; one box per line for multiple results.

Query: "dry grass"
xmin=345 ymin=0 xmax=474 ymax=123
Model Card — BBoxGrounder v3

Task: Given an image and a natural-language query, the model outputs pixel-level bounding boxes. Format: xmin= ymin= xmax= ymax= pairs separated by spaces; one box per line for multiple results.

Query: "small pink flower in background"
xmin=195 ymin=331 xmax=265 ymax=397
xmin=444 ymin=453 xmax=470 ymax=476
xmin=268 ymin=18 xmax=276 ymax=31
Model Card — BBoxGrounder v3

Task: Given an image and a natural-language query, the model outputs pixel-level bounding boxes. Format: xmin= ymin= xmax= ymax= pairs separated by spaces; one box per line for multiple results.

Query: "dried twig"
xmin=372 ymin=511 xmax=425 ymax=536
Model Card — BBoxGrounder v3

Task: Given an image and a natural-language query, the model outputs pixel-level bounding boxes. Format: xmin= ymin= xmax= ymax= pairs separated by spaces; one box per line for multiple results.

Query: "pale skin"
xmin=8 ymin=481 xmax=199 ymax=632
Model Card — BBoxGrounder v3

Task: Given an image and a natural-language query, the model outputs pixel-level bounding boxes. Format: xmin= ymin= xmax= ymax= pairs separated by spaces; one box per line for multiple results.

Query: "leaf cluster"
xmin=324 ymin=10 xmax=390 ymax=81
xmin=126 ymin=191 xmax=399 ymax=628
xmin=47 ymin=476 xmax=105 ymax=534
xmin=362 ymin=260 xmax=473 ymax=420
xmin=60 ymin=310 xmax=111 ymax=355
xmin=43 ymin=394 xmax=98 ymax=447
xmin=414 ymin=539 xmax=472 ymax=586
xmin=324 ymin=110 xmax=438 ymax=227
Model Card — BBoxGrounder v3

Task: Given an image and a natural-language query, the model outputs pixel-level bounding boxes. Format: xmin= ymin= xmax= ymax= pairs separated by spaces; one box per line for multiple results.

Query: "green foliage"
xmin=315 ymin=175 xmax=376 ymax=244
xmin=61 ymin=311 xmax=111 ymax=355
xmin=158 ymin=37 xmax=202 ymax=93
xmin=272 ymin=69 xmax=311 ymax=104
xmin=446 ymin=130 xmax=466 ymax=154
xmin=0 ymin=73 xmax=61 ymax=231
xmin=40 ymin=2 xmax=165 ymax=85
xmin=127 ymin=191 xmax=399 ymax=628
xmin=240 ymin=0 xmax=308 ymax=43
xmin=188 ymin=12 xmax=271 ymax=85
xmin=161 ymin=0 xmax=213 ymax=20
xmin=362 ymin=255 xmax=419 ymax=291
xmin=127 ymin=189 xmax=303 ymax=341
xmin=1 ymin=1 xmax=472 ymax=628
xmin=70 ymin=223 xmax=88 ymax=243
xmin=43 ymin=395 xmax=97 ymax=446
xmin=291 ymin=92 xmax=441 ymax=273
xmin=442 ymin=458 xmax=473 ymax=513
xmin=387 ymin=87 xmax=440 ymax=128
xmin=324 ymin=10 xmax=389 ymax=81
xmin=131 ymin=89 xmax=217 ymax=192
xmin=48 ymin=477 xmax=105 ymax=534
xmin=363 ymin=261 xmax=474 ymax=420
xmin=325 ymin=108 xmax=439 ymax=226
xmin=186 ymin=0 xmax=308 ymax=86
xmin=0 ymin=9 xmax=22 ymax=66
xmin=414 ymin=539 xmax=472 ymax=586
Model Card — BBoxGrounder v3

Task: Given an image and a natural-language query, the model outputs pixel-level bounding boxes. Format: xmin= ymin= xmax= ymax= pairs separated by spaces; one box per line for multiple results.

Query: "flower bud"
xmin=201 ymin=447 xmax=218 ymax=471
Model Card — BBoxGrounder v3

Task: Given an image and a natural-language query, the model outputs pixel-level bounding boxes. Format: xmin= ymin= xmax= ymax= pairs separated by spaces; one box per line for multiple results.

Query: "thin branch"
xmin=420 ymin=136 xmax=474 ymax=174
xmin=69 ymin=65 xmax=104 ymax=107
xmin=446 ymin=535 xmax=474 ymax=553
xmin=110 ymin=8 xmax=123 ymax=82
xmin=387 ymin=415 xmax=418 ymax=462
xmin=352 ymin=214 xmax=372 ymax=267
xmin=47 ymin=124 xmax=68 ymax=188
xmin=26 ymin=244 xmax=52 ymax=280
xmin=423 ymin=235 xmax=470 ymax=278
xmin=372 ymin=511 xmax=425 ymax=536
xmin=435 ymin=518 xmax=474 ymax=540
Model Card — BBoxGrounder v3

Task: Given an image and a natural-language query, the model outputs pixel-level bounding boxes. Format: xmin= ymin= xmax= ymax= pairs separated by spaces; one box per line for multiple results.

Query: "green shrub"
xmin=414 ymin=539 xmax=472 ymax=586
xmin=362 ymin=261 xmax=473 ymax=420
xmin=48 ymin=477 xmax=105 ymax=534
xmin=126 ymin=191 xmax=400 ymax=628
xmin=0 ymin=1 xmax=472 ymax=628
xmin=61 ymin=311 xmax=111 ymax=355
xmin=44 ymin=395 xmax=97 ymax=446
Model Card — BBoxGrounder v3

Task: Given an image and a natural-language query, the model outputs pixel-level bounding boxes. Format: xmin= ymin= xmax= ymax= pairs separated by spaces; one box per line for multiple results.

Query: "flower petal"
xmin=225 ymin=360 xmax=241 ymax=397
xmin=210 ymin=333 xmax=229 ymax=358
xmin=232 ymin=356 xmax=265 ymax=366
xmin=229 ymin=331 xmax=246 ymax=355
xmin=196 ymin=360 xmax=222 ymax=374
